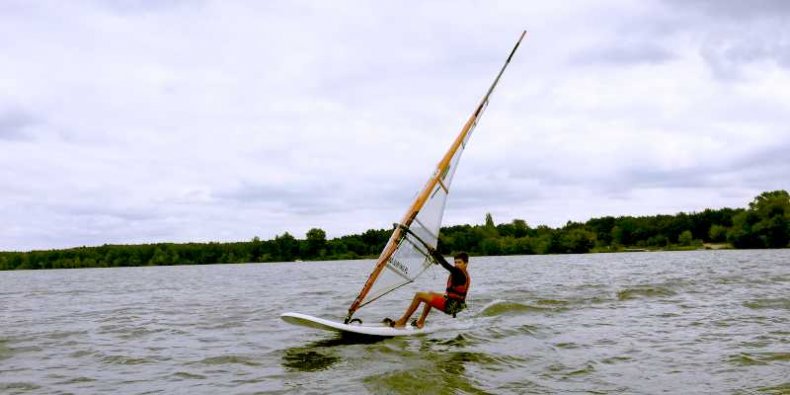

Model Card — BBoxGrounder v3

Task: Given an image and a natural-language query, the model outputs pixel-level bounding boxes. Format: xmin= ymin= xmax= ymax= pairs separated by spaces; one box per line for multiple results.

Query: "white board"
xmin=280 ymin=312 xmax=434 ymax=337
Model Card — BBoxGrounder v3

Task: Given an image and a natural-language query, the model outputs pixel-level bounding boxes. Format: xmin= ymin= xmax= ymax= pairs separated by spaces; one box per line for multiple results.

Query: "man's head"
xmin=453 ymin=252 xmax=469 ymax=268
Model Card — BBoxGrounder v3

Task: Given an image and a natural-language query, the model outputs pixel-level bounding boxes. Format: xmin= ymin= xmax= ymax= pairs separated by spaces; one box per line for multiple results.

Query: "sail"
xmin=345 ymin=31 xmax=526 ymax=322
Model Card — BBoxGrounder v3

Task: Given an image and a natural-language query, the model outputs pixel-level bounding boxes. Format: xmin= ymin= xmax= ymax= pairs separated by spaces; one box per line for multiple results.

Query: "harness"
xmin=443 ymin=297 xmax=467 ymax=317
xmin=445 ymin=267 xmax=470 ymax=300
xmin=444 ymin=267 xmax=470 ymax=317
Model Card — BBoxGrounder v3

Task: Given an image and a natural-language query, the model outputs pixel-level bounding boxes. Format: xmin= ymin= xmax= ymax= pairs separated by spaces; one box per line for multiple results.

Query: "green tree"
xmin=646 ymin=234 xmax=668 ymax=247
xmin=274 ymin=232 xmax=299 ymax=261
xmin=250 ymin=236 xmax=263 ymax=262
xmin=485 ymin=213 xmax=495 ymax=229
xmin=586 ymin=216 xmax=616 ymax=245
xmin=556 ymin=227 xmax=596 ymax=253
xmin=305 ymin=228 xmax=327 ymax=258
xmin=360 ymin=229 xmax=389 ymax=255
xmin=480 ymin=237 xmax=502 ymax=256
xmin=678 ymin=230 xmax=693 ymax=246
xmin=511 ymin=219 xmax=529 ymax=238
xmin=530 ymin=230 xmax=553 ymax=254
xmin=0 ymin=255 xmax=10 ymax=270
xmin=729 ymin=190 xmax=790 ymax=248
xmin=708 ymin=224 xmax=727 ymax=243
xmin=749 ymin=190 xmax=790 ymax=248
xmin=611 ymin=225 xmax=623 ymax=247
xmin=149 ymin=246 xmax=180 ymax=266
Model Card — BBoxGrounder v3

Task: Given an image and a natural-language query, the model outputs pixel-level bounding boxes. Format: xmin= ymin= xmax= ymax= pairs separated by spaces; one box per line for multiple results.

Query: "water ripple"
xmin=197 ymin=355 xmax=262 ymax=367
xmin=1 ymin=251 xmax=788 ymax=393
xmin=615 ymin=285 xmax=676 ymax=300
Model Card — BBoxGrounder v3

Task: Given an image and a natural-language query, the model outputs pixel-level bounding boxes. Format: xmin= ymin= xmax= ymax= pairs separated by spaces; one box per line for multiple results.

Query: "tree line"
xmin=1 ymin=190 xmax=787 ymax=270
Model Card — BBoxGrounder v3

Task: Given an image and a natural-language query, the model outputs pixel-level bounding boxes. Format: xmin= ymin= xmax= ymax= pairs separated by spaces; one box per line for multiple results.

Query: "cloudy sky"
xmin=1 ymin=0 xmax=788 ymax=251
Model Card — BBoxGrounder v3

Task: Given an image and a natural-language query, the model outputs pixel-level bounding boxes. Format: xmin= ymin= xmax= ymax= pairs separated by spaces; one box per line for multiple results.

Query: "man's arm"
xmin=428 ymin=248 xmax=467 ymax=288
xmin=428 ymin=248 xmax=453 ymax=272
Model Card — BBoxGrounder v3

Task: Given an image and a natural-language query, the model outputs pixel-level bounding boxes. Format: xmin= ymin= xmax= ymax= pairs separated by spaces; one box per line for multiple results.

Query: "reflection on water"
xmin=282 ymin=335 xmax=385 ymax=372
xmin=282 ymin=347 xmax=340 ymax=372
xmin=1 ymin=250 xmax=788 ymax=393
xmin=363 ymin=336 xmax=493 ymax=395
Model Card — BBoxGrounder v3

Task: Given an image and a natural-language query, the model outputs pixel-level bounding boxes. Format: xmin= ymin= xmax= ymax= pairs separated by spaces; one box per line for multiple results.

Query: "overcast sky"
xmin=1 ymin=0 xmax=788 ymax=251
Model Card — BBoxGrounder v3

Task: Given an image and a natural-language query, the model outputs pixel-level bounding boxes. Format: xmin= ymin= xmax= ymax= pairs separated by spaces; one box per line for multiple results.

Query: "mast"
xmin=345 ymin=31 xmax=526 ymax=322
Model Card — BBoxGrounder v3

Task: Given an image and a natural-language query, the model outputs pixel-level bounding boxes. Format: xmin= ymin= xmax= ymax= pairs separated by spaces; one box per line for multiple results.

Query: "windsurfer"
xmin=387 ymin=250 xmax=470 ymax=329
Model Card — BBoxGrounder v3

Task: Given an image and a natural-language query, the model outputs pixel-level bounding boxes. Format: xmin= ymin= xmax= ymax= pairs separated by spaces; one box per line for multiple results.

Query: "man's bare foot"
xmin=411 ymin=319 xmax=424 ymax=329
xmin=393 ymin=319 xmax=406 ymax=328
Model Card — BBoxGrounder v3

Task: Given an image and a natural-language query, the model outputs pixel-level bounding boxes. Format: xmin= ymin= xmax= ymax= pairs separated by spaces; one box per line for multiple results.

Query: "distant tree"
xmin=729 ymin=190 xmax=790 ymax=248
xmin=750 ymin=190 xmax=790 ymax=247
xmin=439 ymin=224 xmax=476 ymax=254
xmin=274 ymin=232 xmax=299 ymax=261
xmin=325 ymin=239 xmax=349 ymax=258
xmin=305 ymin=228 xmax=327 ymax=258
xmin=531 ymin=228 xmax=553 ymax=254
xmin=728 ymin=211 xmax=760 ymax=248
xmin=678 ymin=230 xmax=693 ymax=246
xmin=480 ymin=237 xmax=502 ymax=256
xmin=514 ymin=236 xmax=536 ymax=255
xmin=485 ymin=213 xmax=495 ymax=229
xmin=478 ymin=214 xmax=498 ymax=243
xmin=586 ymin=216 xmax=616 ymax=245
xmin=250 ymin=236 xmax=263 ymax=262
xmin=708 ymin=224 xmax=727 ymax=243
xmin=646 ymin=234 xmax=669 ymax=247
xmin=556 ymin=227 xmax=596 ymax=253
xmin=611 ymin=225 xmax=624 ymax=247
xmin=338 ymin=235 xmax=368 ymax=258
xmin=360 ymin=228 xmax=389 ymax=255
xmin=512 ymin=219 xmax=529 ymax=238
xmin=150 ymin=246 xmax=177 ymax=266
xmin=3 ymin=189 xmax=788 ymax=271
xmin=615 ymin=218 xmax=640 ymax=246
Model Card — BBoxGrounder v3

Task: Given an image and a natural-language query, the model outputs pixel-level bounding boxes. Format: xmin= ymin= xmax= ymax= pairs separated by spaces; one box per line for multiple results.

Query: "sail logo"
xmin=389 ymin=258 xmax=409 ymax=276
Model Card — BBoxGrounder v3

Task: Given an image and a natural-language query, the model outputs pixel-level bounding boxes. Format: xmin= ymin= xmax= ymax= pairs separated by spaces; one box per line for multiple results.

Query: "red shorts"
xmin=427 ymin=293 xmax=448 ymax=312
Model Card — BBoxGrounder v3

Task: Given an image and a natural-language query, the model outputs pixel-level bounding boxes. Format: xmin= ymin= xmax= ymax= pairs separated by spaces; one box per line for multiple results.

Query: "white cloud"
xmin=1 ymin=0 xmax=788 ymax=250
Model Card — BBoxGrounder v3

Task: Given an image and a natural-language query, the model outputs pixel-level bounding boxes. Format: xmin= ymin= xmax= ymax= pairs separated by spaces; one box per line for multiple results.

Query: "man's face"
xmin=454 ymin=258 xmax=465 ymax=267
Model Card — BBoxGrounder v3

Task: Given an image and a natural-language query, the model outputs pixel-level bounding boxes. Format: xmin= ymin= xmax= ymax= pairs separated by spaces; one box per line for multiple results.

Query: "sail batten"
xmin=345 ymin=31 xmax=526 ymax=323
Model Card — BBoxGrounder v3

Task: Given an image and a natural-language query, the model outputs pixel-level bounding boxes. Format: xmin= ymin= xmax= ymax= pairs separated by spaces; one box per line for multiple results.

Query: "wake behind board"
xmin=281 ymin=312 xmax=433 ymax=337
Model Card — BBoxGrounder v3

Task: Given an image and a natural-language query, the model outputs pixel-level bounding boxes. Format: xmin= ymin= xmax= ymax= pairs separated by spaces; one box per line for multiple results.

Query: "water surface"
xmin=1 ymin=250 xmax=788 ymax=394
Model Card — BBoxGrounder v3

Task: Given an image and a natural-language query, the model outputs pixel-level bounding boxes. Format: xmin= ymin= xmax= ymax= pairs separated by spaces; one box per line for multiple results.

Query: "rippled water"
xmin=1 ymin=250 xmax=788 ymax=394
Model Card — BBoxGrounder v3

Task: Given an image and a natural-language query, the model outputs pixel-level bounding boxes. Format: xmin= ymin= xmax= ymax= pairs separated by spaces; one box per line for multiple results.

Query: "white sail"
xmin=345 ymin=31 xmax=526 ymax=322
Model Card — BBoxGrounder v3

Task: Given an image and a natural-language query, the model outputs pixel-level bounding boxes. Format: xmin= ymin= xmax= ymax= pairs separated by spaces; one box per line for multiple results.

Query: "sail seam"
xmin=412 ymin=218 xmax=439 ymax=245
xmin=436 ymin=177 xmax=449 ymax=193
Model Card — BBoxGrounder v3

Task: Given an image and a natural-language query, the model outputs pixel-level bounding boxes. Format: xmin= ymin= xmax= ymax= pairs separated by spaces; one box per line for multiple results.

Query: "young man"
xmin=388 ymin=250 xmax=470 ymax=329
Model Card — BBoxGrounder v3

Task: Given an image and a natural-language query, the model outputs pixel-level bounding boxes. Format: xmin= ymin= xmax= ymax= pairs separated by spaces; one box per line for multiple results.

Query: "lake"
xmin=1 ymin=250 xmax=788 ymax=394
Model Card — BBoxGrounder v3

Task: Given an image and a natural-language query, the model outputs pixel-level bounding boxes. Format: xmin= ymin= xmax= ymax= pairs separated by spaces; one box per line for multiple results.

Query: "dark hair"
xmin=454 ymin=252 xmax=469 ymax=263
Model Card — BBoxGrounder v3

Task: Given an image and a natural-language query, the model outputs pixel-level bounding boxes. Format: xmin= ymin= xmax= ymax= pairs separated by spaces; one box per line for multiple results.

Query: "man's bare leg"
xmin=394 ymin=292 xmax=431 ymax=328
xmin=414 ymin=303 xmax=432 ymax=328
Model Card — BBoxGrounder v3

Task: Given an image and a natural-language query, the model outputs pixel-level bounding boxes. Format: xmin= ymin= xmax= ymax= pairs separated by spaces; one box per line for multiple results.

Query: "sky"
xmin=1 ymin=0 xmax=789 ymax=251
